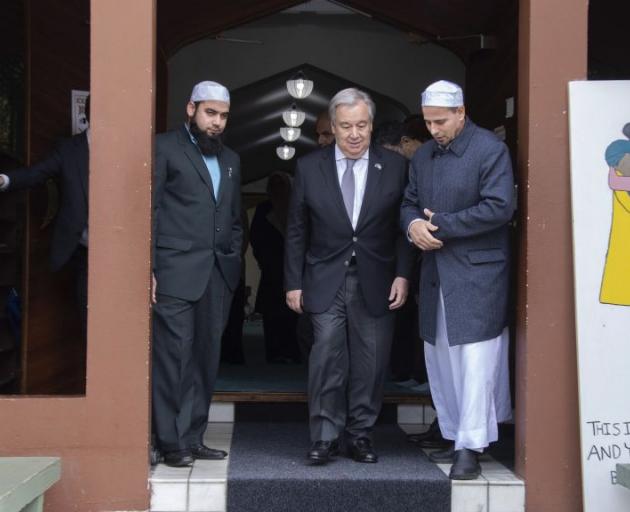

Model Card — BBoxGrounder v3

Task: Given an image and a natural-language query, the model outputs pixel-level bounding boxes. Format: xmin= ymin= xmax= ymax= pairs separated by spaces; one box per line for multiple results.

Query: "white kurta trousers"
xmin=425 ymin=290 xmax=512 ymax=451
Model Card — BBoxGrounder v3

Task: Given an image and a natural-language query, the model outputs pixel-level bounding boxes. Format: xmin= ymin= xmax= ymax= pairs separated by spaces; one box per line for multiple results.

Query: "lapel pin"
xmin=374 ymin=163 xmax=382 ymax=170
xmin=228 ymin=167 xmax=233 ymax=178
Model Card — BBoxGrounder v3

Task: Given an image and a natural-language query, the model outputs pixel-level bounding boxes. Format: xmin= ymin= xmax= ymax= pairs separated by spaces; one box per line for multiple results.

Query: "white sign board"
xmin=71 ymin=89 xmax=89 ymax=135
xmin=569 ymin=80 xmax=630 ymax=512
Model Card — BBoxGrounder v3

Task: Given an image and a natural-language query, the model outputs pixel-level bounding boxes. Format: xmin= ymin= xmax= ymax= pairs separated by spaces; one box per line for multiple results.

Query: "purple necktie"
xmin=342 ymin=158 xmax=356 ymax=221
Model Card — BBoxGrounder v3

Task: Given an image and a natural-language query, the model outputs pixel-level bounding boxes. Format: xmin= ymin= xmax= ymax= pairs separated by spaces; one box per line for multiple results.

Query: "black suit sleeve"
xmin=395 ymin=163 xmax=416 ymax=279
xmin=284 ymin=160 xmax=308 ymax=291
xmin=230 ymin=156 xmax=243 ymax=259
xmin=4 ymin=147 xmax=63 ymax=190
xmin=152 ymin=137 xmax=167 ymax=271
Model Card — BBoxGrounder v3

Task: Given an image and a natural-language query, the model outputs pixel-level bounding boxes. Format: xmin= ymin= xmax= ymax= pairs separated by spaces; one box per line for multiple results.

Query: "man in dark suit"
xmin=401 ymin=80 xmax=514 ymax=480
xmin=152 ymin=81 xmax=242 ymax=467
xmin=285 ymin=88 xmax=413 ymax=464
xmin=0 ymin=96 xmax=90 ymax=332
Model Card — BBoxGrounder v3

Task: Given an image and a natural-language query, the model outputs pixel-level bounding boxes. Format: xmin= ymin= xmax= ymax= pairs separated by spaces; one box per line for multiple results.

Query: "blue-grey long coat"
xmin=400 ymin=119 xmax=515 ymax=346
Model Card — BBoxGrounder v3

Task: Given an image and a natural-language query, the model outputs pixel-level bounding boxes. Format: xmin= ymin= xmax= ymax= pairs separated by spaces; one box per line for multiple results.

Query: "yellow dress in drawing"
xmin=600 ymin=135 xmax=630 ymax=306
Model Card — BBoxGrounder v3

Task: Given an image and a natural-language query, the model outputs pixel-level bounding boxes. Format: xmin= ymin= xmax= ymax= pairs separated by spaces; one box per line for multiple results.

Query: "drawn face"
xmin=422 ymin=106 xmax=466 ymax=147
xmin=332 ymin=101 xmax=372 ymax=159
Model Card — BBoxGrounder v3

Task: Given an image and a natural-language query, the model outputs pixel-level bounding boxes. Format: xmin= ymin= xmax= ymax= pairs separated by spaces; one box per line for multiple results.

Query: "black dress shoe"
xmin=449 ymin=449 xmax=481 ymax=480
xmin=407 ymin=419 xmax=450 ymax=448
xmin=190 ymin=444 xmax=228 ymax=460
xmin=428 ymin=443 xmax=455 ymax=463
xmin=347 ymin=438 xmax=378 ymax=463
xmin=307 ymin=439 xmax=340 ymax=464
xmin=150 ymin=444 xmax=163 ymax=466
xmin=163 ymin=450 xmax=194 ymax=467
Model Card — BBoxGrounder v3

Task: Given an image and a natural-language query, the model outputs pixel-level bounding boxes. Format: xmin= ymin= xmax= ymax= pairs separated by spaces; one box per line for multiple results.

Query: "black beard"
xmin=190 ymin=122 xmax=223 ymax=156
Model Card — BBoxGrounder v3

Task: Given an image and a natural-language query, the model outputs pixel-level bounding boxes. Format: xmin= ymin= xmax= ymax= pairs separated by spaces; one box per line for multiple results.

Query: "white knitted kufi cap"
xmin=190 ymin=81 xmax=230 ymax=103
xmin=421 ymin=80 xmax=464 ymax=107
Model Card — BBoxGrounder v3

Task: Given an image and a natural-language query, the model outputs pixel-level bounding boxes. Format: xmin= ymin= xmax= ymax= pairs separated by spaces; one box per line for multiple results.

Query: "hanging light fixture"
xmin=282 ymin=104 xmax=306 ymax=127
xmin=286 ymin=71 xmax=314 ymax=99
xmin=276 ymin=144 xmax=296 ymax=160
xmin=280 ymin=126 xmax=301 ymax=142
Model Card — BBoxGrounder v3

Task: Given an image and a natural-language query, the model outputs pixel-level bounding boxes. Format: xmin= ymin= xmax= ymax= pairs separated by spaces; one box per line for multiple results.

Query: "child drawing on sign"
xmin=600 ymin=123 xmax=630 ymax=306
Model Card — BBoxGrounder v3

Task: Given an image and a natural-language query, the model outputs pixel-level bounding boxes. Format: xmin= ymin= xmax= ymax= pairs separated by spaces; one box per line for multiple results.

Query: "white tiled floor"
xmin=151 ymin=410 xmax=525 ymax=512
xmin=402 ymin=423 xmax=525 ymax=512
xmin=151 ymin=423 xmax=232 ymax=512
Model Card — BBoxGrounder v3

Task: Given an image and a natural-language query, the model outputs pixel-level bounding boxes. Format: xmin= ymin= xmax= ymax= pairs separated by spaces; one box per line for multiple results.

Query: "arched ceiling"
xmin=225 ymin=63 xmax=409 ymax=183
xmin=157 ymin=0 xmax=516 ymax=60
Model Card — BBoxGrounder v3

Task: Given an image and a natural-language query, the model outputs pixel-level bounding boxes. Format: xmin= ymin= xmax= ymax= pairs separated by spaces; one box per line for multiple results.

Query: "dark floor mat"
xmin=227 ymin=421 xmax=450 ymax=512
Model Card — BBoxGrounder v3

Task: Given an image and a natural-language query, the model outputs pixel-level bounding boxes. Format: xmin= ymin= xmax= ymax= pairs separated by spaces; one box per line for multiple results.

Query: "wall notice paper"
xmin=569 ymin=80 xmax=630 ymax=512
xmin=71 ymin=89 xmax=89 ymax=135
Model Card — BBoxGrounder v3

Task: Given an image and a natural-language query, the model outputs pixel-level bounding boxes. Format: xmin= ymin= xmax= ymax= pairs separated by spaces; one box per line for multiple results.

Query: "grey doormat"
xmin=227 ymin=422 xmax=450 ymax=512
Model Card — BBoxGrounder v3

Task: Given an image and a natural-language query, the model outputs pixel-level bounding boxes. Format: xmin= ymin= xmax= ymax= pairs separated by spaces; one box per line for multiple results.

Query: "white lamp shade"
xmin=280 ymin=127 xmax=301 ymax=142
xmin=282 ymin=105 xmax=306 ymax=127
xmin=276 ymin=145 xmax=296 ymax=160
xmin=287 ymin=77 xmax=314 ymax=99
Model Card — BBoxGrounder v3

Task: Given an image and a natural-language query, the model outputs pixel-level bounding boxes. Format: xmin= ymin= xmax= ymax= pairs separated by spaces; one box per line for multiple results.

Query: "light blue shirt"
xmin=186 ymin=124 xmax=221 ymax=199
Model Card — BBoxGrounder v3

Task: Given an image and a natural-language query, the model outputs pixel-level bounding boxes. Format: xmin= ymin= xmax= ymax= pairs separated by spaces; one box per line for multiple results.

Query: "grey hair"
xmin=328 ymin=88 xmax=375 ymax=125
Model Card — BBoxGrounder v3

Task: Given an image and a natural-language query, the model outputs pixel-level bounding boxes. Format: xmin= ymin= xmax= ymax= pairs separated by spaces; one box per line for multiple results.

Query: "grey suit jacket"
xmin=153 ymin=126 xmax=242 ymax=301
xmin=400 ymin=119 xmax=515 ymax=345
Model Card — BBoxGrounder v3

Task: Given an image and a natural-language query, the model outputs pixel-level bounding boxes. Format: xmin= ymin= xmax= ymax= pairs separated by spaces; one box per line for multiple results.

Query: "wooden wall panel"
xmin=22 ymin=0 xmax=90 ymax=393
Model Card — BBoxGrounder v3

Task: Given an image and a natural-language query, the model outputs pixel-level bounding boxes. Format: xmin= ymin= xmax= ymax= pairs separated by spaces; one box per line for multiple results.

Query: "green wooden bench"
xmin=0 ymin=458 xmax=60 ymax=512
xmin=618 ymin=464 xmax=630 ymax=490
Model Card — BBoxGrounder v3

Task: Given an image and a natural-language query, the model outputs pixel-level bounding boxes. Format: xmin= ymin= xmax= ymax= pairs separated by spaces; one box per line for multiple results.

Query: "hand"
xmin=388 ymin=277 xmax=409 ymax=310
xmin=408 ymin=217 xmax=443 ymax=251
xmin=151 ymin=272 xmax=157 ymax=304
xmin=286 ymin=289 xmax=303 ymax=314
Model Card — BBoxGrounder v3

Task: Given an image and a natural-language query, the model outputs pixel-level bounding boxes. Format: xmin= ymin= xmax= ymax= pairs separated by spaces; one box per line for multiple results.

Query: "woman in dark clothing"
xmin=250 ymin=172 xmax=300 ymax=363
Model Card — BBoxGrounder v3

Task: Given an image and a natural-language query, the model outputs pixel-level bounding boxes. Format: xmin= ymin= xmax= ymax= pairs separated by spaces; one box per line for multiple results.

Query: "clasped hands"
xmin=408 ymin=208 xmax=443 ymax=251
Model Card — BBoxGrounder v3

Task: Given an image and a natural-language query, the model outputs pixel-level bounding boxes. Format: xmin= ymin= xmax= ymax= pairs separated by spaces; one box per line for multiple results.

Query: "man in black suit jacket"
xmin=152 ymin=81 xmax=242 ymax=467
xmin=285 ymin=88 xmax=414 ymax=464
xmin=0 ymin=99 xmax=90 ymax=332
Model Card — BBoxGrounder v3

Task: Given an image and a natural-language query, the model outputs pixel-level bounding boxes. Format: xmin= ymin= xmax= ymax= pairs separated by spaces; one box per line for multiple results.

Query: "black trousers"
xmin=152 ymin=265 xmax=233 ymax=453
xmin=308 ymin=266 xmax=395 ymax=442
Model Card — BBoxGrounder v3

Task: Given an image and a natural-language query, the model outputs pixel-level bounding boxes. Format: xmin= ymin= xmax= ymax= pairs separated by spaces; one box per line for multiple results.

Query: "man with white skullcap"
xmin=401 ymin=80 xmax=514 ymax=479
xmin=152 ymin=81 xmax=242 ymax=467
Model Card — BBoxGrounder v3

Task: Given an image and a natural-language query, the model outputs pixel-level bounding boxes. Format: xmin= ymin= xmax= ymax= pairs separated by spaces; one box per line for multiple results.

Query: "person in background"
xmin=250 ymin=171 xmax=300 ymax=364
xmin=220 ymin=205 xmax=250 ymax=364
xmin=0 ymin=95 xmax=91 ymax=336
xmin=315 ymin=110 xmax=335 ymax=148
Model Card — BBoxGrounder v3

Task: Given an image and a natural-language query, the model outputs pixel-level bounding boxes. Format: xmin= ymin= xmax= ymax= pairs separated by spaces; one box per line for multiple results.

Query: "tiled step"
xmin=402 ymin=423 xmax=524 ymax=512
xmin=151 ymin=407 xmax=524 ymax=512
xmin=151 ymin=423 xmax=231 ymax=512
